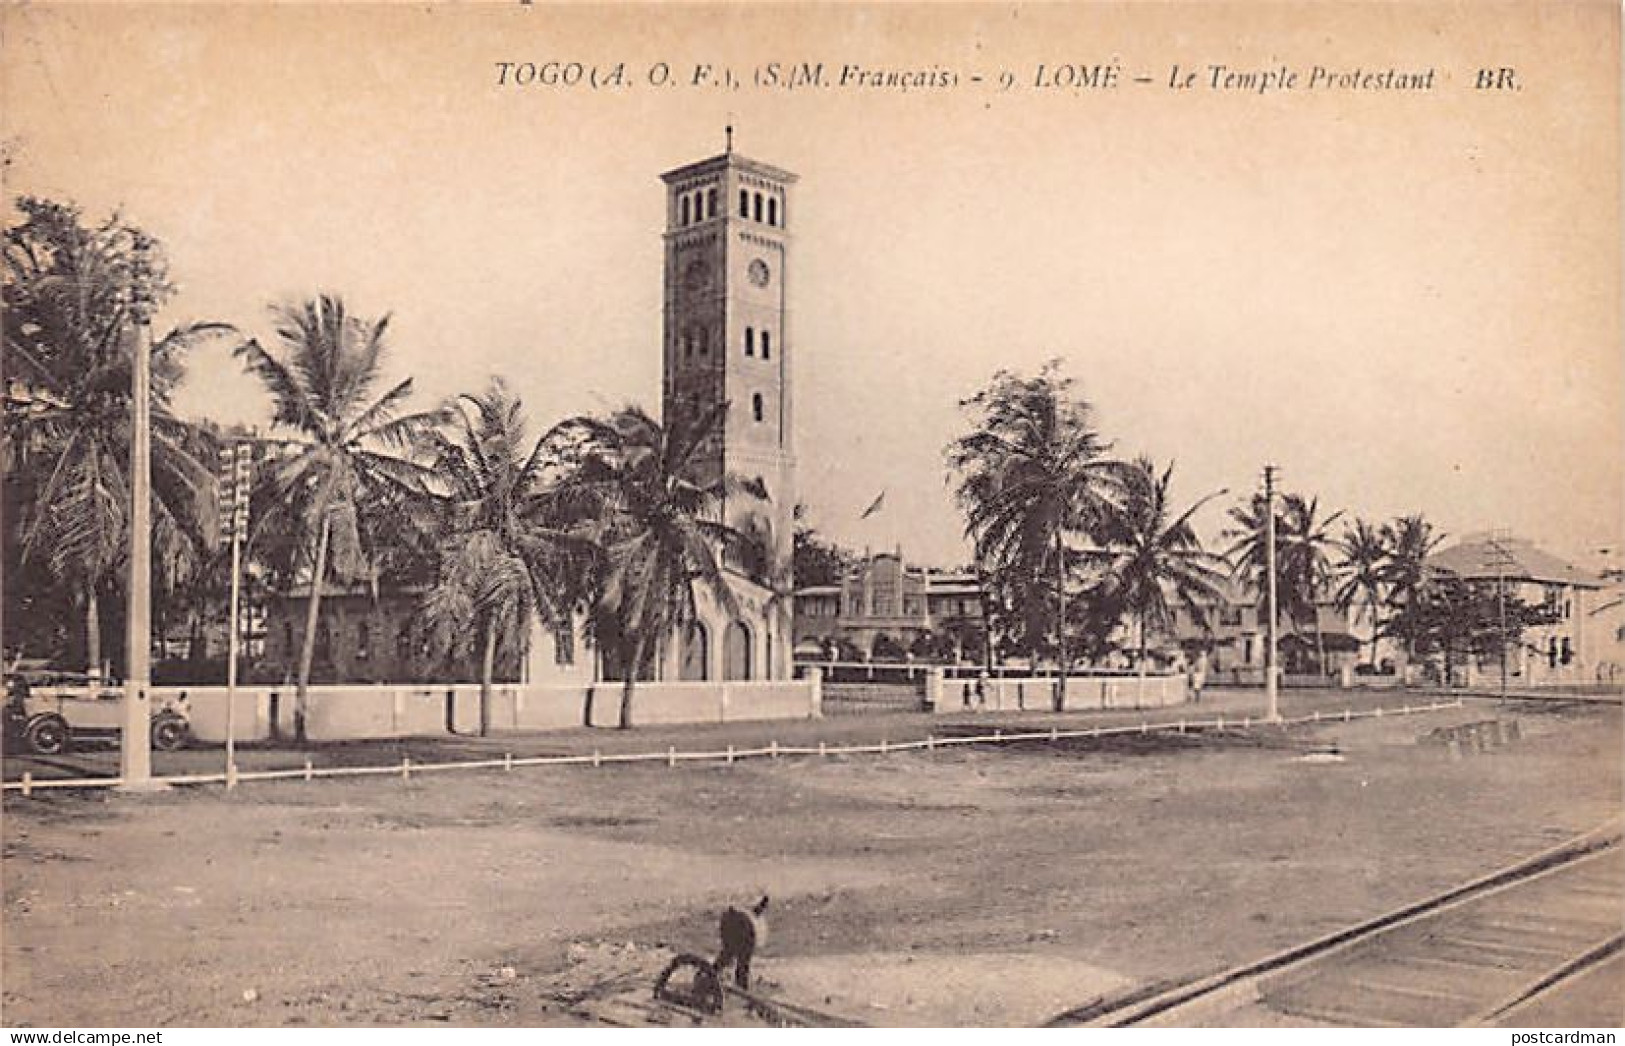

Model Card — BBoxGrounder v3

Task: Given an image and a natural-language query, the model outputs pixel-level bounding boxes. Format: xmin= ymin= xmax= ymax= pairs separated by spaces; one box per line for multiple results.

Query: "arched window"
xmin=768 ymin=198 xmax=778 ymax=226
xmin=680 ymin=196 xmax=691 ymax=226
xmin=745 ymin=327 xmax=755 ymax=357
xmin=707 ymin=187 xmax=718 ymax=219
xmin=698 ymin=325 xmax=709 ymax=355
xmin=724 ymin=620 xmax=752 ymax=680
xmin=740 ymin=189 xmax=749 ymax=217
xmin=752 ymin=393 xmax=764 ymax=422
xmin=761 ymin=331 xmax=771 ymax=359
xmin=680 ymin=622 xmax=709 ymax=681
xmin=753 ymin=192 xmax=763 ymax=222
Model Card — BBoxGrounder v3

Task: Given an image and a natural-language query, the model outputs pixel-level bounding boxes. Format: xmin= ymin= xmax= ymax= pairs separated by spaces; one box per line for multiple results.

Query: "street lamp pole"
xmin=1264 ymin=464 xmax=1281 ymax=723
xmin=119 ymin=242 xmax=155 ymax=788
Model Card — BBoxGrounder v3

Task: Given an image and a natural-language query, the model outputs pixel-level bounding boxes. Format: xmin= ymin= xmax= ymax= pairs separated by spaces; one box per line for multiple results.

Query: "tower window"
xmin=698 ymin=325 xmax=708 ymax=355
xmin=753 ymin=192 xmax=763 ymax=222
xmin=761 ymin=331 xmax=771 ymax=359
xmin=752 ymin=393 xmax=764 ymax=422
xmin=740 ymin=189 xmax=749 ymax=217
xmin=707 ymin=187 xmax=718 ymax=219
xmin=745 ymin=327 xmax=755 ymax=357
xmin=768 ymin=198 xmax=778 ymax=226
xmin=681 ymin=196 xmax=691 ymax=226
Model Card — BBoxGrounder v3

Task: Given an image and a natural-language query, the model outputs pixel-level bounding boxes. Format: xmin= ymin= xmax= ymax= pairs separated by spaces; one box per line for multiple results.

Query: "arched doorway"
xmin=680 ymin=622 xmax=710 ymax=681
xmin=723 ymin=620 xmax=753 ymax=681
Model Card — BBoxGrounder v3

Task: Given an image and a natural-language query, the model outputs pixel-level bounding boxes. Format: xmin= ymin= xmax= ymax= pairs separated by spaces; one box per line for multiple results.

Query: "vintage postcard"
xmin=2 ymin=1 xmax=1621 ymax=1032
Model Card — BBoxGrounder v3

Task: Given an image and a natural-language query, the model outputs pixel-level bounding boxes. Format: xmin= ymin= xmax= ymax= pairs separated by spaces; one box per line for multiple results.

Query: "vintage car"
xmin=3 ymin=665 xmax=190 ymax=755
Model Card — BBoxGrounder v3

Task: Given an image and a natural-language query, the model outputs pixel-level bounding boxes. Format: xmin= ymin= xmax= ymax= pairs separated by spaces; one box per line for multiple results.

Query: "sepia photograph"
xmin=2 ymin=0 xmax=1621 ymax=1031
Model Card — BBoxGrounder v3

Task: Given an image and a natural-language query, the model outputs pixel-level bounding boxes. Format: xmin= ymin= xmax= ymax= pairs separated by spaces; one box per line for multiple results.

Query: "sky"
xmin=4 ymin=2 xmax=1620 ymax=569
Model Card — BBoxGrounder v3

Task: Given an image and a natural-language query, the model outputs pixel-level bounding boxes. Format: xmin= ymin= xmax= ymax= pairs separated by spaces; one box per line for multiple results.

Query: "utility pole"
xmin=119 ymin=240 xmax=156 ymax=789
xmin=219 ymin=443 xmax=253 ymax=789
xmin=1485 ymin=531 xmax=1518 ymax=698
xmin=1264 ymin=464 xmax=1281 ymax=723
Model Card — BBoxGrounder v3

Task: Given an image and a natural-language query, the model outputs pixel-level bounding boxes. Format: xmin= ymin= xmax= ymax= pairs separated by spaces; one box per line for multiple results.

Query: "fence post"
xmin=927 ymin=734 xmax=935 ymax=751
xmin=1375 ymin=707 xmax=1384 ymax=718
xmin=1050 ymin=726 xmax=1059 ymax=742
xmin=1312 ymin=710 xmax=1320 ymax=722
xmin=1243 ymin=716 xmax=1250 ymax=730
xmin=1217 ymin=713 xmax=1225 ymax=730
xmin=1344 ymin=708 xmax=1351 ymax=722
xmin=771 ymin=740 xmax=779 ymax=759
xmin=1177 ymin=719 xmax=1185 ymax=734
xmin=818 ymin=741 xmax=827 ymax=758
xmin=880 ymin=737 xmax=888 ymax=754
xmin=505 ymin=752 xmax=513 ymax=772
xmin=21 ymin=772 xmax=31 ymax=797
xmin=993 ymin=728 xmax=1002 ymax=744
xmin=1141 ymin=721 xmax=1149 ymax=735
xmin=668 ymin=746 xmax=677 ymax=768
xmin=402 ymin=756 xmax=411 ymax=782
xmin=304 ymin=756 xmax=313 ymax=782
xmin=592 ymin=749 xmax=602 ymax=768
xmin=727 ymin=744 xmax=735 ymax=765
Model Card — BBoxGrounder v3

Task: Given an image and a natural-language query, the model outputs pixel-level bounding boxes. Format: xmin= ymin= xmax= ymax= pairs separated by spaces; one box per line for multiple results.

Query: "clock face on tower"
xmin=748 ymin=258 xmax=771 ymax=288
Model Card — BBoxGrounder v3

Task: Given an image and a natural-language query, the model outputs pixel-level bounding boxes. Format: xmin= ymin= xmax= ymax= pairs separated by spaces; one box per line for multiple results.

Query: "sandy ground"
xmin=2 ymin=695 xmax=1619 ymax=1027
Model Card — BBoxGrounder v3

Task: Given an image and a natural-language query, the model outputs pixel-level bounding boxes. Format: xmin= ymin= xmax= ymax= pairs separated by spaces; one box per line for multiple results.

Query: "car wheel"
xmin=150 ymin=713 xmax=189 ymax=752
xmin=25 ymin=714 xmax=69 ymax=755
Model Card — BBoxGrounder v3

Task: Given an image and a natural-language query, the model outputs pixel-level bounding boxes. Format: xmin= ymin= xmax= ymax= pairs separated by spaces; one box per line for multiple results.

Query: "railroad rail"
xmin=1048 ymin=820 xmax=1624 ymax=1027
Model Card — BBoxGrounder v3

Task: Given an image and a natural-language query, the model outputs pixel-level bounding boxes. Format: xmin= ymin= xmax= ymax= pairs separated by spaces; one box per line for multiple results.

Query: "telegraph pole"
xmin=119 ymin=241 xmax=155 ymax=789
xmin=1263 ymin=464 xmax=1281 ymax=723
xmin=219 ymin=443 xmax=252 ymax=789
xmin=1485 ymin=531 xmax=1518 ymax=698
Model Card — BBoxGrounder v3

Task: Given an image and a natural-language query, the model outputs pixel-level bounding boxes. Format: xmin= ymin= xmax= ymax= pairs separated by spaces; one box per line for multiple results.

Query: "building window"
xmin=761 ymin=331 xmax=771 ymax=359
xmin=745 ymin=327 xmax=755 ymax=356
xmin=707 ymin=187 xmax=718 ymax=219
xmin=681 ymin=196 xmax=691 ymax=226
xmin=697 ymin=325 xmax=708 ymax=355
xmin=752 ymin=393 xmax=764 ymax=422
xmin=753 ymin=192 xmax=763 ymax=222
xmin=740 ymin=189 xmax=749 ymax=217
xmin=683 ymin=331 xmax=693 ymax=358
xmin=316 ymin=623 xmax=332 ymax=662
xmin=768 ymin=197 xmax=778 ymax=226
xmin=554 ymin=625 xmax=575 ymax=666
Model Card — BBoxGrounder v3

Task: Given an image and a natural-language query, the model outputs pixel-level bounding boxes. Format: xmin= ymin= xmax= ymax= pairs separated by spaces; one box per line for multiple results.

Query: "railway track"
xmin=1051 ymin=821 xmax=1624 ymax=1028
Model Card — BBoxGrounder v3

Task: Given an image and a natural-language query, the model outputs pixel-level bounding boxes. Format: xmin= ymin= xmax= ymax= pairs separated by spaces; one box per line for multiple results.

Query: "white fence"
xmin=931 ymin=672 xmax=1188 ymax=713
xmin=3 ymin=699 xmax=1467 ymax=796
xmin=160 ymin=677 xmax=821 ymax=743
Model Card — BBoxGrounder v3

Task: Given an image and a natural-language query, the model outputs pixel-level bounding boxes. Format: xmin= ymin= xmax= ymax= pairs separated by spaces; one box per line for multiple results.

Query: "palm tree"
xmin=1223 ymin=491 xmax=1343 ymax=672
xmin=4 ymin=198 xmax=238 ymax=676
xmin=1380 ymin=514 xmax=1445 ymax=666
xmin=417 ymin=380 xmax=586 ymax=736
xmin=946 ymin=363 xmax=1119 ymax=708
xmin=1278 ymin=494 xmax=1344 ymax=672
xmin=235 ymin=294 xmax=442 ymax=741
xmin=1090 ymin=458 xmax=1229 ymax=668
xmin=557 ymin=402 xmax=762 ymax=729
xmin=1333 ymin=518 xmax=1390 ymax=667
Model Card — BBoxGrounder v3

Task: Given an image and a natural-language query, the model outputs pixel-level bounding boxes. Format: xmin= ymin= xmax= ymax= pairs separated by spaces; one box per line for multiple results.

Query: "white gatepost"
xmin=925 ymin=666 xmax=943 ymax=711
xmin=807 ymin=665 xmax=824 ymax=719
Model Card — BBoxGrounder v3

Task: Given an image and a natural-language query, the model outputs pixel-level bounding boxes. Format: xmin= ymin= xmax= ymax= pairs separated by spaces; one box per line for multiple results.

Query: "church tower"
xmin=660 ymin=135 xmax=797 ymax=580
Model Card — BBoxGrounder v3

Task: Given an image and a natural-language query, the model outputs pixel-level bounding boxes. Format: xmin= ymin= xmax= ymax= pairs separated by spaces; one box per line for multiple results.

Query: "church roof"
xmin=661 ymin=151 xmax=798 ymax=185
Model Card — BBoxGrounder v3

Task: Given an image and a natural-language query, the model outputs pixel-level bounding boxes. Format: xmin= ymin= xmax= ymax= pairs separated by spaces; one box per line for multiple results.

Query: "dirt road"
xmin=3 ymin=696 xmax=1618 ymax=1027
